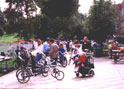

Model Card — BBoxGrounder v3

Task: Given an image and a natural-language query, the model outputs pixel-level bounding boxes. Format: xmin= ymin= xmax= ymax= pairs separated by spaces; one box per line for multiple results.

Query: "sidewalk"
xmin=0 ymin=56 xmax=124 ymax=89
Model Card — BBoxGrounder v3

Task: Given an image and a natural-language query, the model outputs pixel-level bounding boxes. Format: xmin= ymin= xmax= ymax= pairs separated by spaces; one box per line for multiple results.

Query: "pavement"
xmin=0 ymin=55 xmax=124 ymax=89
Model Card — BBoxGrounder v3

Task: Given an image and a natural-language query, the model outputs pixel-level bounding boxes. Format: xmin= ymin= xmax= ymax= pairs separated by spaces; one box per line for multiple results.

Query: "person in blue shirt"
xmin=43 ymin=37 xmax=50 ymax=56
xmin=59 ymin=43 xmax=66 ymax=64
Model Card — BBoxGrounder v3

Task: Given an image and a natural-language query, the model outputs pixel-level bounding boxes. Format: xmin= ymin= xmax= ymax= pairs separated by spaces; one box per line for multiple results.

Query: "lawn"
xmin=0 ymin=33 xmax=18 ymax=77
xmin=0 ymin=33 xmax=20 ymax=44
xmin=0 ymin=58 xmax=15 ymax=77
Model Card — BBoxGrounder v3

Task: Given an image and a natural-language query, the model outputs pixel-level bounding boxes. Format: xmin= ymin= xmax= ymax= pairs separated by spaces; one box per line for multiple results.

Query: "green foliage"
xmin=0 ymin=27 xmax=4 ymax=36
xmin=0 ymin=33 xmax=20 ymax=44
xmin=3 ymin=0 xmax=85 ymax=40
xmin=85 ymin=0 xmax=116 ymax=43
xmin=0 ymin=58 xmax=14 ymax=77
xmin=41 ymin=0 xmax=79 ymax=18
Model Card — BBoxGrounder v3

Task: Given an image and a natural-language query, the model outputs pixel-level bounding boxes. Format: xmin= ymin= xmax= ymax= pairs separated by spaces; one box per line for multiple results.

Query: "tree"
xmin=85 ymin=0 xmax=116 ymax=43
xmin=3 ymin=0 xmax=84 ymax=40
xmin=4 ymin=0 xmax=37 ymax=38
xmin=0 ymin=9 xmax=6 ymax=36
xmin=37 ymin=0 xmax=80 ymax=39
xmin=0 ymin=10 xmax=6 ymax=26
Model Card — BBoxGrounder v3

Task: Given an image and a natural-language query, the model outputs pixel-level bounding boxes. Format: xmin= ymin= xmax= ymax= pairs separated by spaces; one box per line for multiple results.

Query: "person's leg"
xmin=59 ymin=54 xmax=63 ymax=64
xmin=35 ymin=53 xmax=42 ymax=65
xmin=31 ymin=56 xmax=35 ymax=73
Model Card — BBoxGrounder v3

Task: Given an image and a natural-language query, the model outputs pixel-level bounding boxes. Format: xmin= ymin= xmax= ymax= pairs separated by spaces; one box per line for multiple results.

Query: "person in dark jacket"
xmin=82 ymin=36 xmax=91 ymax=52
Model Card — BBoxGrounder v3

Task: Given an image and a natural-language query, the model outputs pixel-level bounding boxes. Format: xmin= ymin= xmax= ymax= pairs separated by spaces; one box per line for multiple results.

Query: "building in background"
xmin=115 ymin=0 xmax=124 ymax=37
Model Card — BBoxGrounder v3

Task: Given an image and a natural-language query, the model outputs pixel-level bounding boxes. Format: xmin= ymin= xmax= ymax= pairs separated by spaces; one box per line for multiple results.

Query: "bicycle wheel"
xmin=13 ymin=60 xmax=20 ymax=69
xmin=55 ymin=69 xmax=64 ymax=80
xmin=16 ymin=67 xmax=30 ymax=77
xmin=61 ymin=57 xmax=67 ymax=67
xmin=51 ymin=68 xmax=56 ymax=78
xmin=42 ymin=66 xmax=49 ymax=77
xmin=16 ymin=70 xmax=30 ymax=84
xmin=16 ymin=68 xmax=22 ymax=77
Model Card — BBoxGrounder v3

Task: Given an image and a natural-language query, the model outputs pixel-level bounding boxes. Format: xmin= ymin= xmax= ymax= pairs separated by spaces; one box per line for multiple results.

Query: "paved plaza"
xmin=0 ymin=56 xmax=124 ymax=89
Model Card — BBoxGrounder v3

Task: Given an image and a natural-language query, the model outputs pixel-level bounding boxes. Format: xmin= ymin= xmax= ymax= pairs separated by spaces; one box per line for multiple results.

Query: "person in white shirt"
xmin=35 ymin=39 xmax=44 ymax=66
xmin=32 ymin=39 xmax=38 ymax=50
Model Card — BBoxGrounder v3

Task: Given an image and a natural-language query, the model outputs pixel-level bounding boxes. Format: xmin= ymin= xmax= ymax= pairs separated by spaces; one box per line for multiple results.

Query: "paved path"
xmin=0 ymin=56 xmax=124 ymax=89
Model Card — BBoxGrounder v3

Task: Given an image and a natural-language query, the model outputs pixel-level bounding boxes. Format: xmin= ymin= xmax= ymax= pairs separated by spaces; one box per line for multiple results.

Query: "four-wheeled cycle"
xmin=16 ymin=53 xmax=65 ymax=83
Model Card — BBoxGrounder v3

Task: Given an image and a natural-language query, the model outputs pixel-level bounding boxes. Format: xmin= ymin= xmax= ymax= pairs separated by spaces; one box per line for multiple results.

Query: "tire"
xmin=16 ymin=70 xmax=30 ymax=84
xmin=88 ymin=70 xmax=94 ymax=77
xmin=13 ymin=61 xmax=19 ymax=69
xmin=55 ymin=69 xmax=64 ymax=80
xmin=16 ymin=68 xmax=22 ymax=77
xmin=61 ymin=57 xmax=67 ymax=67
xmin=42 ymin=66 xmax=49 ymax=77
xmin=51 ymin=69 xmax=56 ymax=78
xmin=76 ymin=73 xmax=79 ymax=77
xmin=16 ymin=67 xmax=30 ymax=77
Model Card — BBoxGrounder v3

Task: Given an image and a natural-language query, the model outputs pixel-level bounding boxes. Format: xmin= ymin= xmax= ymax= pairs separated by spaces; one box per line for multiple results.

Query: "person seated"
xmin=108 ymin=41 xmax=117 ymax=58
xmin=58 ymin=43 xmax=66 ymax=64
xmin=73 ymin=52 xmax=87 ymax=72
xmin=43 ymin=37 xmax=50 ymax=56
xmin=18 ymin=46 xmax=29 ymax=67
xmin=34 ymin=39 xmax=45 ymax=67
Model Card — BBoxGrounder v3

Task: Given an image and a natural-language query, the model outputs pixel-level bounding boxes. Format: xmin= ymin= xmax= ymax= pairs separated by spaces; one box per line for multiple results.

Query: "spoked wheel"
xmin=13 ymin=60 xmax=20 ymax=69
xmin=42 ymin=66 xmax=49 ymax=77
xmin=61 ymin=57 xmax=67 ymax=67
xmin=16 ymin=67 xmax=31 ymax=77
xmin=88 ymin=70 xmax=95 ymax=77
xmin=16 ymin=68 xmax=22 ymax=77
xmin=16 ymin=70 xmax=30 ymax=84
xmin=51 ymin=68 xmax=56 ymax=78
xmin=54 ymin=69 xmax=64 ymax=80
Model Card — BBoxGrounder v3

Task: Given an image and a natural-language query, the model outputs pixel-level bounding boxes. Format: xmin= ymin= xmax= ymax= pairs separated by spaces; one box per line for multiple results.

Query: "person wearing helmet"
xmin=18 ymin=46 xmax=29 ymax=66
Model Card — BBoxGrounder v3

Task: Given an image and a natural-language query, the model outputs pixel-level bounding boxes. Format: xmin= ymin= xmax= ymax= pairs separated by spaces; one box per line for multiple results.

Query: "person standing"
xmin=82 ymin=36 xmax=91 ymax=52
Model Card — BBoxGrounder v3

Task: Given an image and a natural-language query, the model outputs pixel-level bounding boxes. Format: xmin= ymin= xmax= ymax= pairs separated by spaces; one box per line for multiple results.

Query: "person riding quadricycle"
xmin=72 ymin=52 xmax=95 ymax=77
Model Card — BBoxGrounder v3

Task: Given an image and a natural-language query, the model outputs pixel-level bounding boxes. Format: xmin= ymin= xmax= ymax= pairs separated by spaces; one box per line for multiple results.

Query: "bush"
xmin=0 ymin=27 xmax=4 ymax=36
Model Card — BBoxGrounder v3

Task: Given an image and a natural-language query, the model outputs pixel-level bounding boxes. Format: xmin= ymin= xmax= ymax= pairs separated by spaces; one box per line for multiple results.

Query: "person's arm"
xmin=18 ymin=52 xmax=25 ymax=61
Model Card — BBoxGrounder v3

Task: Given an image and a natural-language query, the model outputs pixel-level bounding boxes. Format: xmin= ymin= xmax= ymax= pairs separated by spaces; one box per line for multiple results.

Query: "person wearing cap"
xmin=43 ymin=37 xmax=50 ymax=56
xmin=18 ymin=46 xmax=29 ymax=66
xmin=58 ymin=43 xmax=66 ymax=64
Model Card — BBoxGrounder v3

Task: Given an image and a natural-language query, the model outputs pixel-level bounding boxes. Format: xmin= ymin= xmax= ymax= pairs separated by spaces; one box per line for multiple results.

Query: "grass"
xmin=0 ymin=33 xmax=20 ymax=44
xmin=0 ymin=58 xmax=15 ymax=77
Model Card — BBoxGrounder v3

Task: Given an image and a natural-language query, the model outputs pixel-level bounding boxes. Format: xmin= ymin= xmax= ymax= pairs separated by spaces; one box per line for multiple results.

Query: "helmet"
xmin=20 ymin=46 xmax=26 ymax=50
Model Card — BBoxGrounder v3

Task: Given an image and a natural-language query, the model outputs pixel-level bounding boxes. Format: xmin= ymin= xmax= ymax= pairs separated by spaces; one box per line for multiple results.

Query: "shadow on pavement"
xmin=71 ymin=76 xmax=94 ymax=81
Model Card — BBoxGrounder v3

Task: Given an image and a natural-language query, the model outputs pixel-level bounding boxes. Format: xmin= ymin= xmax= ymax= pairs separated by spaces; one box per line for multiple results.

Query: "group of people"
xmin=17 ymin=36 xmax=92 ymax=70
xmin=17 ymin=37 xmax=67 ymax=67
